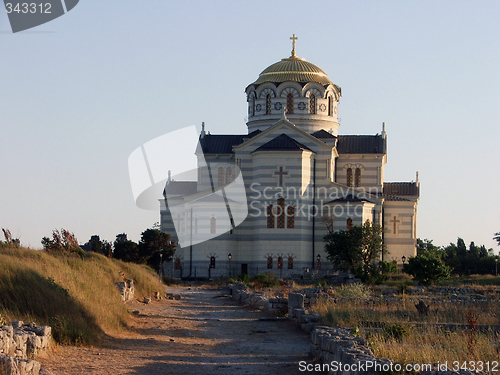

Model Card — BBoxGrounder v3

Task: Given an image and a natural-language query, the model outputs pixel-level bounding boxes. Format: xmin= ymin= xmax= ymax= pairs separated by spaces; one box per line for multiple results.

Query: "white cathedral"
xmin=160 ymin=37 xmax=419 ymax=278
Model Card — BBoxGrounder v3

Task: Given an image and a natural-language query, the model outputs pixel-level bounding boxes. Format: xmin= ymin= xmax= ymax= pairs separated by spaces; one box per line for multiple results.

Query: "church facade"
xmin=160 ymin=39 xmax=419 ymax=278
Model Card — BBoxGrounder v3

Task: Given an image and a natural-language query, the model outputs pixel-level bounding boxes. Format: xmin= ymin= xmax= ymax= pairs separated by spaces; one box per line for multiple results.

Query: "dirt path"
xmin=38 ymin=287 xmax=323 ymax=375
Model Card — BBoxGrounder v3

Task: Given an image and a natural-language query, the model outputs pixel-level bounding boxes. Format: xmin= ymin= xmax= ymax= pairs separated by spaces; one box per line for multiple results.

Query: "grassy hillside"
xmin=0 ymin=244 xmax=163 ymax=345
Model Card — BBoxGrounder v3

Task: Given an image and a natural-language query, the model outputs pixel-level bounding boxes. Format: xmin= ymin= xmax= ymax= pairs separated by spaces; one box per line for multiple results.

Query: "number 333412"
xmin=5 ymin=3 xmax=52 ymax=14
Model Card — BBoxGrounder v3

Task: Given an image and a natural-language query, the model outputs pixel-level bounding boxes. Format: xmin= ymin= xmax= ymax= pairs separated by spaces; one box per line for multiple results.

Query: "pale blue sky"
xmin=1 ymin=1 xmax=499 ymax=251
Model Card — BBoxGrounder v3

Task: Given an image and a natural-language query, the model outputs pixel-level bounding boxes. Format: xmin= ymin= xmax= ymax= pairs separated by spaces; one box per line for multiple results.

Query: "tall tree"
xmin=324 ymin=220 xmax=385 ymax=280
xmin=113 ymin=234 xmax=140 ymax=263
xmin=138 ymin=229 xmax=176 ymax=267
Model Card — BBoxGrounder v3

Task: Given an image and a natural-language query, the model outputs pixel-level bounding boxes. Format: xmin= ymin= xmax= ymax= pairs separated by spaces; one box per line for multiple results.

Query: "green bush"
xmin=251 ymin=272 xmax=280 ymax=288
xmin=403 ymin=252 xmax=452 ymax=285
xmin=383 ymin=323 xmax=411 ymax=341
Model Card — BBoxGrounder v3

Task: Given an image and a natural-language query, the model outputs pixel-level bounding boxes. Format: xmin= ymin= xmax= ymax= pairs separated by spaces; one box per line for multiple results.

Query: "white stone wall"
xmin=383 ymin=200 xmax=418 ymax=262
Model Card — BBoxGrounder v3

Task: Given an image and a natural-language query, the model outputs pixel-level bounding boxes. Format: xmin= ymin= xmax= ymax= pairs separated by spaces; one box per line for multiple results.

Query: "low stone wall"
xmin=0 ymin=321 xmax=52 ymax=375
xmin=115 ymin=279 xmax=135 ymax=302
xmin=229 ymin=285 xmax=476 ymax=375
xmin=228 ymin=283 xmax=288 ymax=315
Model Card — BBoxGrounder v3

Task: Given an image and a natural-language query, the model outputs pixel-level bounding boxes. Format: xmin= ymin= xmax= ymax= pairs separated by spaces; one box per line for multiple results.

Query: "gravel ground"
xmin=38 ymin=287 xmax=325 ymax=375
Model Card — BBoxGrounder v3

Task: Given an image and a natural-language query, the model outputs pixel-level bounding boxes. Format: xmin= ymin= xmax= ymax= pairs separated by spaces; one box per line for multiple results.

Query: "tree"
xmin=494 ymin=232 xmax=500 ymax=246
xmin=416 ymin=238 xmax=441 ymax=255
xmin=1 ymin=228 xmax=20 ymax=247
xmin=113 ymin=234 xmax=140 ymax=263
xmin=138 ymin=229 xmax=176 ymax=267
xmin=324 ymin=220 xmax=385 ymax=280
xmin=403 ymin=252 xmax=452 ymax=285
xmin=41 ymin=229 xmax=82 ymax=254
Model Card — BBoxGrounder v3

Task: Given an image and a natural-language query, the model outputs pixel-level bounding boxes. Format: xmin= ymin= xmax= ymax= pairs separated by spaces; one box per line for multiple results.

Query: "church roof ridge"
xmin=199 ymin=131 xmax=261 ymax=154
xmin=253 ymin=133 xmax=314 ymax=153
xmin=383 ymin=182 xmax=420 ymax=197
xmin=337 ymin=134 xmax=386 ymax=154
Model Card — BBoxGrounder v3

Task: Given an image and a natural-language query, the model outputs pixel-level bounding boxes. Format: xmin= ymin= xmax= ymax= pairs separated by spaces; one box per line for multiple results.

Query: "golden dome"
xmin=250 ymin=55 xmax=334 ymax=86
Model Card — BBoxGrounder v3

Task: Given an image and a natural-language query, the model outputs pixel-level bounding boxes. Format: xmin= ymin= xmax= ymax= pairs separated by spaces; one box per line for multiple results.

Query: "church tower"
xmin=245 ymin=34 xmax=341 ymax=136
xmin=245 ymin=35 xmax=342 ymax=135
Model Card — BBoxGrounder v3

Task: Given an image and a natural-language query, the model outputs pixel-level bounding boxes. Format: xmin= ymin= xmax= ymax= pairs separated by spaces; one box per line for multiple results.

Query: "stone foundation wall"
xmin=0 ymin=321 xmax=52 ymax=375
xmin=228 ymin=284 xmax=476 ymax=375
xmin=228 ymin=283 xmax=288 ymax=315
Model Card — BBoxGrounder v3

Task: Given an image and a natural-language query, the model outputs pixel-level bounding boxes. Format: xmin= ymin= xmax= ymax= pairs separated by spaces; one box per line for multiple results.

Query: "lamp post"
xmin=401 ymin=255 xmax=406 ymax=274
xmin=159 ymin=250 xmax=163 ymax=279
xmin=317 ymin=254 xmax=321 ymax=271
xmin=228 ymin=253 xmax=232 ymax=278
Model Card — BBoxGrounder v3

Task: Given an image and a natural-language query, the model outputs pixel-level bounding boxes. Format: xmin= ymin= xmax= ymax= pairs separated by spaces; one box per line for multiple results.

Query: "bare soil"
xmin=38 ymin=287 xmax=322 ymax=375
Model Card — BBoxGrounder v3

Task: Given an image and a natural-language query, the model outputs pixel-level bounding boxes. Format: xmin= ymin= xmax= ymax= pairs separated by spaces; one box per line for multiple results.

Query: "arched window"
xmin=266 ymin=94 xmax=271 ymax=114
xmin=267 ymin=205 xmax=274 ymax=229
xmin=267 ymin=256 xmax=273 ymax=269
xmin=328 ymin=97 xmax=333 ymax=116
xmin=286 ymin=93 xmax=294 ymax=114
xmin=287 ymin=205 xmax=295 ymax=228
xmin=309 ymin=94 xmax=316 ymax=114
xmin=210 ymin=256 xmax=216 ymax=268
xmin=287 ymin=257 xmax=294 ymax=269
xmin=277 ymin=197 xmax=285 ymax=228
xmin=355 ymin=168 xmax=361 ymax=187
xmin=218 ymin=167 xmax=224 ymax=186
xmin=347 ymin=218 xmax=353 ymax=231
xmin=277 ymin=257 xmax=283 ymax=269
xmin=210 ymin=217 xmax=216 ymax=234
xmin=226 ymin=168 xmax=233 ymax=184
xmin=346 ymin=168 xmax=353 ymax=187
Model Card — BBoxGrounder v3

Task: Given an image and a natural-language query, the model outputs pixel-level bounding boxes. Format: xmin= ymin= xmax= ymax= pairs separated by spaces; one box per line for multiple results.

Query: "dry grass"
xmin=366 ymin=326 xmax=499 ymax=365
xmin=0 ymin=245 xmax=163 ymax=345
xmin=312 ymin=284 xmax=500 ymax=366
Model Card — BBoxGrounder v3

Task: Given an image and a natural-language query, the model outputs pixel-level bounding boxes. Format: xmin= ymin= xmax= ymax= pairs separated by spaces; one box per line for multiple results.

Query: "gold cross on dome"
xmin=290 ymin=34 xmax=298 ymax=57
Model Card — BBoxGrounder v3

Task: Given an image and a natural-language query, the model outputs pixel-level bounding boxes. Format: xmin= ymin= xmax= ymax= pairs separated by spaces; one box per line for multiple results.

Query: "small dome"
xmin=250 ymin=55 xmax=334 ymax=86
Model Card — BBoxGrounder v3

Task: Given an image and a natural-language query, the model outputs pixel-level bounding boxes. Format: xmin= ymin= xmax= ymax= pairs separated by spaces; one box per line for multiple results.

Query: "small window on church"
xmin=309 ymin=94 xmax=316 ymax=114
xmin=277 ymin=197 xmax=285 ymax=228
xmin=346 ymin=168 xmax=353 ymax=187
xmin=266 ymin=94 xmax=271 ymax=114
xmin=277 ymin=257 xmax=283 ymax=269
xmin=218 ymin=167 xmax=224 ymax=186
xmin=347 ymin=218 xmax=353 ymax=231
xmin=328 ymin=97 xmax=333 ymax=116
xmin=267 ymin=205 xmax=274 ymax=228
xmin=287 ymin=256 xmax=294 ymax=269
xmin=210 ymin=217 xmax=216 ymax=234
xmin=226 ymin=168 xmax=233 ymax=184
xmin=286 ymin=93 xmax=294 ymax=114
xmin=287 ymin=205 xmax=295 ymax=228
xmin=267 ymin=256 xmax=273 ymax=269
xmin=355 ymin=168 xmax=361 ymax=187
